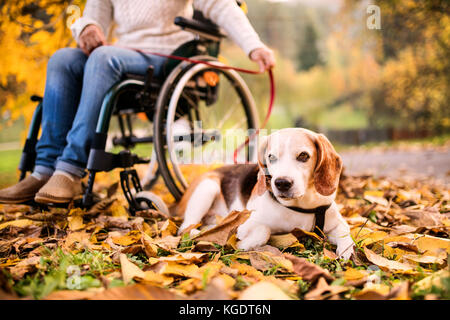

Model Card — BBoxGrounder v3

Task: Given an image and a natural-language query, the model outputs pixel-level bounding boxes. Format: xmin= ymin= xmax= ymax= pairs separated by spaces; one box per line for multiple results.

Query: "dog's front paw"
xmin=237 ymin=237 xmax=263 ymax=251
xmin=236 ymin=224 xmax=271 ymax=251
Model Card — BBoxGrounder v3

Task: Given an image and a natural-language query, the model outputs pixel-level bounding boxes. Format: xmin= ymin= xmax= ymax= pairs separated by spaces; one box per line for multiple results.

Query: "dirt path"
xmin=340 ymin=146 xmax=450 ymax=184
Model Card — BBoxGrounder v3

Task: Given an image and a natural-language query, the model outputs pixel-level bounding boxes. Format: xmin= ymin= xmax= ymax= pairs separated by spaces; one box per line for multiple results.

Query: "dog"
xmin=175 ymin=128 xmax=354 ymax=259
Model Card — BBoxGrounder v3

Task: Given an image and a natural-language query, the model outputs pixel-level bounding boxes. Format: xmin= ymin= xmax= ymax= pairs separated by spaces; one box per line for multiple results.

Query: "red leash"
xmin=113 ymin=45 xmax=275 ymax=163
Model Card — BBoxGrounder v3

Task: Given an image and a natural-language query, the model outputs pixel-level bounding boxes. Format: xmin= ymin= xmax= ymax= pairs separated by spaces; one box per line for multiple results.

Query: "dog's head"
xmin=257 ymin=128 xmax=342 ymax=202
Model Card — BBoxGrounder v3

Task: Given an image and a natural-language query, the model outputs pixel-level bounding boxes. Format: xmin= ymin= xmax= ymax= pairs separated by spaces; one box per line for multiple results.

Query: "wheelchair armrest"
xmin=174 ymin=16 xmax=225 ymax=41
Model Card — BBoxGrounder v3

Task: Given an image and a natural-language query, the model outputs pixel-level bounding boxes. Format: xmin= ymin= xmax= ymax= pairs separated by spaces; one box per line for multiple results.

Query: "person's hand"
xmin=79 ymin=24 xmax=107 ymax=55
xmin=250 ymin=47 xmax=275 ymax=73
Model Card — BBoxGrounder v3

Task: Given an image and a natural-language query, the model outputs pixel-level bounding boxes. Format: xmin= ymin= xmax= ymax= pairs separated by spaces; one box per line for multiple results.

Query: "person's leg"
xmin=0 ymin=48 xmax=86 ymax=204
xmin=34 ymin=48 xmax=87 ymax=176
xmin=56 ymin=45 xmax=167 ymax=177
xmin=35 ymin=46 xmax=167 ymax=203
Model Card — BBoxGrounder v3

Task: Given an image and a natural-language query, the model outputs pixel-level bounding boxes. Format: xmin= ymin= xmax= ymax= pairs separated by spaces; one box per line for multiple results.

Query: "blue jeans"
xmin=34 ymin=46 xmax=166 ymax=178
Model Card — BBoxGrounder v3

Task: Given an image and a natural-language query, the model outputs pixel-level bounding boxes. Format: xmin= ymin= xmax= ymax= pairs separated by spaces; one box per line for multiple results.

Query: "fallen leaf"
xmin=90 ymin=284 xmax=179 ymax=300
xmin=161 ymin=220 xmax=178 ymax=237
xmin=364 ymin=190 xmax=389 ymax=207
xmin=402 ymin=254 xmax=445 ymax=265
xmin=0 ymin=219 xmax=35 ymax=230
xmin=154 ymin=235 xmax=181 ymax=250
xmin=112 ymin=231 xmax=141 ymax=246
xmin=194 ymin=210 xmax=250 ymax=246
xmin=323 ymin=247 xmax=338 ymax=260
xmin=364 ymin=248 xmax=414 ymax=272
xmin=157 ymin=252 xmax=209 ymax=264
xmin=193 ymin=241 xmax=220 ymax=252
xmin=284 ymin=254 xmax=334 ymax=283
xmin=304 ymin=277 xmax=348 ymax=300
xmin=9 ymin=256 xmax=41 ymax=280
xmin=67 ymin=215 xmax=85 ymax=231
xmin=291 ymin=228 xmax=323 ymax=241
xmin=120 ymin=253 xmax=145 ymax=284
xmin=238 ymin=281 xmax=293 ymax=300
xmin=268 ymin=233 xmax=300 ymax=249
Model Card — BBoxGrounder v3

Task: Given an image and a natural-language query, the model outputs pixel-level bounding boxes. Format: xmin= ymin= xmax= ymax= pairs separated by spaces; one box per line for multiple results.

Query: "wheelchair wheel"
xmin=154 ymin=57 xmax=259 ymax=201
xmin=135 ymin=191 xmax=170 ymax=215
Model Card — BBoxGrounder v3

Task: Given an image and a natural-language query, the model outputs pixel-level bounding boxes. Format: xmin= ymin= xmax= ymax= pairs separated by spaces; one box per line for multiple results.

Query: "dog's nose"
xmin=274 ymin=177 xmax=293 ymax=192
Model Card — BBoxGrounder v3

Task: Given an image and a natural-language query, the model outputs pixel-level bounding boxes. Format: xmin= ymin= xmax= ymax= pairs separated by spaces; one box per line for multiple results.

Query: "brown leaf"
xmin=194 ymin=210 xmax=250 ymax=246
xmin=323 ymin=247 xmax=338 ymax=260
xmin=238 ymin=281 xmax=293 ymax=300
xmin=193 ymin=241 xmax=220 ymax=252
xmin=9 ymin=256 xmax=41 ymax=280
xmin=304 ymin=277 xmax=348 ymax=300
xmin=154 ymin=235 xmax=181 ymax=250
xmin=90 ymin=284 xmax=179 ymax=300
xmin=364 ymin=248 xmax=414 ymax=272
xmin=291 ymin=228 xmax=323 ymax=242
xmin=45 ymin=290 xmax=98 ymax=300
xmin=402 ymin=207 xmax=444 ymax=228
xmin=284 ymin=254 xmax=334 ymax=283
xmin=190 ymin=277 xmax=232 ymax=300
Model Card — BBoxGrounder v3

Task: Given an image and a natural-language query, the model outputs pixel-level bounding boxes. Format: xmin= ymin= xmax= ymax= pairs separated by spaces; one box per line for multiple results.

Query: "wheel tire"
xmin=135 ymin=191 xmax=170 ymax=216
xmin=153 ymin=57 xmax=259 ymax=201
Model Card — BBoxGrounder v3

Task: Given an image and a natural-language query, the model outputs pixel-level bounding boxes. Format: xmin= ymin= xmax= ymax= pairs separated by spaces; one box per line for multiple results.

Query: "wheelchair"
xmin=18 ymin=7 xmax=259 ymax=214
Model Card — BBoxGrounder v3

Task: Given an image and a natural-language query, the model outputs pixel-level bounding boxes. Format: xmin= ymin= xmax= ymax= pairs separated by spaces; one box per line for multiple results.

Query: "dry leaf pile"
xmin=0 ymin=168 xmax=449 ymax=300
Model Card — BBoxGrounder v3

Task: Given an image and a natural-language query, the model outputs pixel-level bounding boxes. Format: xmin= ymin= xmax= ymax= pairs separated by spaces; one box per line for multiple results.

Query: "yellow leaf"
xmin=238 ymin=281 xmax=293 ymax=300
xmin=344 ymin=268 xmax=367 ymax=281
xmin=112 ymin=231 xmax=141 ymax=246
xmin=0 ymin=219 xmax=35 ymax=230
xmin=67 ymin=215 xmax=85 ymax=231
xmin=109 ymin=201 xmax=129 ymax=220
xmin=161 ymin=220 xmax=178 ymax=237
xmin=159 ymin=261 xmax=199 ymax=277
xmin=158 ymin=252 xmax=209 ymax=264
xmin=268 ymin=233 xmax=300 ymax=249
xmin=119 ymin=254 xmax=145 ymax=284
xmin=141 ymin=271 xmax=174 ymax=286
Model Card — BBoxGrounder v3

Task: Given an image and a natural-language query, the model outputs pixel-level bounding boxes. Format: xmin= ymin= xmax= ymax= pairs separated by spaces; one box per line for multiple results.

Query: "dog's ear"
xmin=257 ymin=135 xmax=269 ymax=171
xmin=313 ymin=133 xmax=343 ymax=196
xmin=255 ymin=171 xmax=267 ymax=196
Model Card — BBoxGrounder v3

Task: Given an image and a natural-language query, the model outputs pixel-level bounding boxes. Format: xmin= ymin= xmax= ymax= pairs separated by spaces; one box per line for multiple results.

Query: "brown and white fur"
xmin=175 ymin=128 xmax=354 ymax=259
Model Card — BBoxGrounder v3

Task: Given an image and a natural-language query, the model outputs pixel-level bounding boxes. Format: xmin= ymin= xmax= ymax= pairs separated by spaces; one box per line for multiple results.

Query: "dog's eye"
xmin=297 ymin=152 xmax=310 ymax=162
xmin=268 ymin=154 xmax=277 ymax=163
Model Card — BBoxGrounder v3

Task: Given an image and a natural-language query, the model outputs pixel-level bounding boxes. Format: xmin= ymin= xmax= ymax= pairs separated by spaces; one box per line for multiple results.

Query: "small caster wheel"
xmin=135 ymin=191 xmax=169 ymax=216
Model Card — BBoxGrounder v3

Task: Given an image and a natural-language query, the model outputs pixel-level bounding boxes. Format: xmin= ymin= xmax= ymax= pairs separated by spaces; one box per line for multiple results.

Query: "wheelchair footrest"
xmin=87 ymin=149 xmax=149 ymax=172
xmin=120 ymin=169 xmax=156 ymax=214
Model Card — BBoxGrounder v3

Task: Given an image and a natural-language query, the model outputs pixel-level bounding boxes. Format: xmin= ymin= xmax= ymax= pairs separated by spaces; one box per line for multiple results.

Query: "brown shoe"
xmin=34 ymin=174 xmax=83 ymax=204
xmin=0 ymin=176 xmax=48 ymax=204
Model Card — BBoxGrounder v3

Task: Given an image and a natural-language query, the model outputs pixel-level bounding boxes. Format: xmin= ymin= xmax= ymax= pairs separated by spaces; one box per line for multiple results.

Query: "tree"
xmin=297 ymin=17 xmax=323 ymax=71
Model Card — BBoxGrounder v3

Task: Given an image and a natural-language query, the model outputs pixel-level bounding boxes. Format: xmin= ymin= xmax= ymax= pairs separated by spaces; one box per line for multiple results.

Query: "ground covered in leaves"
xmin=0 ymin=167 xmax=449 ymax=300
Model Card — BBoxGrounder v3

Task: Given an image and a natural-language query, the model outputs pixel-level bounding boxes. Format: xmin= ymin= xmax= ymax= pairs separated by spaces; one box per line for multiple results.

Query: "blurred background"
xmin=0 ymin=0 xmax=449 ymax=186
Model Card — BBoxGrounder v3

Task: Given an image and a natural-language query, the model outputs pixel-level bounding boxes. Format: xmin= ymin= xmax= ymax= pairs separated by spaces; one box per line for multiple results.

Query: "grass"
xmin=12 ymin=248 xmax=122 ymax=299
xmin=0 ymin=149 xmax=21 ymax=188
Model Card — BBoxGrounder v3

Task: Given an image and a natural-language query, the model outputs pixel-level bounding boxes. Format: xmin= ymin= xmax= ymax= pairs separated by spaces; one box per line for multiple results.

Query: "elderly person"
xmin=0 ymin=0 xmax=275 ymax=204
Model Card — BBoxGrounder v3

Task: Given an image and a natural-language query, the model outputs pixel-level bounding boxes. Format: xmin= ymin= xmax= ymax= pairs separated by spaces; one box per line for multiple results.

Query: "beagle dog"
xmin=176 ymin=128 xmax=354 ymax=259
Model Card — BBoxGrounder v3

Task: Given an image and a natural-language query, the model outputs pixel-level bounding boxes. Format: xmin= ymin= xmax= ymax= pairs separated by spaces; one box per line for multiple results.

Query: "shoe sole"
xmin=0 ymin=197 xmax=34 ymax=204
xmin=34 ymin=194 xmax=72 ymax=204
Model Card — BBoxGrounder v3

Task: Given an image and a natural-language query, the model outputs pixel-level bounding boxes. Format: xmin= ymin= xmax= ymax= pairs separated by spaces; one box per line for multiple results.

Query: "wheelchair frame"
xmin=18 ymin=6 xmax=258 ymax=214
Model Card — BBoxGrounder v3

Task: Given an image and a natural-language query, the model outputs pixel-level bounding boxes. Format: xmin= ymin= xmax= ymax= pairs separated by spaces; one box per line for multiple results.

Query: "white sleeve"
xmin=194 ymin=0 xmax=267 ymax=56
xmin=70 ymin=0 xmax=113 ymax=44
